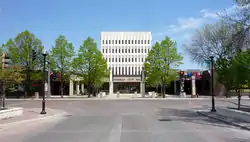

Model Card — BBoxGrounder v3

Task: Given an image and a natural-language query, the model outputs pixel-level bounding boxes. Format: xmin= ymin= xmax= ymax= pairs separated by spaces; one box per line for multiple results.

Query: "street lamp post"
xmin=210 ymin=56 xmax=216 ymax=112
xmin=40 ymin=50 xmax=48 ymax=115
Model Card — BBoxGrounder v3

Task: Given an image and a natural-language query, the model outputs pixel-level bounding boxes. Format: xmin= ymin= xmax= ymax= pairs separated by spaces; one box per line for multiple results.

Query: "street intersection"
xmin=1 ymin=99 xmax=250 ymax=142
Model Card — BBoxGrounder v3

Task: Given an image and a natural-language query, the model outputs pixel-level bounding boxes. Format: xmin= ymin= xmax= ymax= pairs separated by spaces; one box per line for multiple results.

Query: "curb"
xmin=197 ymin=111 xmax=250 ymax=131
xmin=0 ymin=111 xmax=68 ymax=127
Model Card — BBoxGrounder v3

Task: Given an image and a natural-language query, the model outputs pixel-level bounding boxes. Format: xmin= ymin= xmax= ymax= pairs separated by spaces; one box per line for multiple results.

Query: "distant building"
xmin=101 ymin=32 xmax=152 ymax=94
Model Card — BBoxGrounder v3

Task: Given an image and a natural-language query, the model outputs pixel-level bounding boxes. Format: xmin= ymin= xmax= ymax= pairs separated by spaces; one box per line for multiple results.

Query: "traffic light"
xmin=2 ymin=53 xmax=11 ymax=69
xmin=50 ymin=72 xmax=57 ymax=80
xmin=32 ymin=50 xmax=37 ymax=62
xmin=179 ymin=71 xmax=185 ymax=78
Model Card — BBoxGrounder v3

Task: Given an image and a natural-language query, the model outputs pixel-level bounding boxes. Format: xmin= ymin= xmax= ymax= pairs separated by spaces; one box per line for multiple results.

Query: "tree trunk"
xmin=237 ymin=90 xmax=241 ymax=110
xmin=88 ymin=85 xmax=91 ymax=98
xmin=60 ymin=71 xmax=64 ymax=98
xmin=162 ymin=83 xmax=166 ymax=98
xmin=26 ymin=69 xmax=31 ymax=98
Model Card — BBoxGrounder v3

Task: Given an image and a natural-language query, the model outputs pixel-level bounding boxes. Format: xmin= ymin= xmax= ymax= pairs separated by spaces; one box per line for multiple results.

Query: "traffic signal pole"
xmin=179 ymin=71 xmax=186 ymax=98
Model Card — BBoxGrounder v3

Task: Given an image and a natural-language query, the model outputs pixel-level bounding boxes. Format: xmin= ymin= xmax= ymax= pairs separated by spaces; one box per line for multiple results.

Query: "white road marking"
xmin=109 ymin=116 xmax=122 ymax=142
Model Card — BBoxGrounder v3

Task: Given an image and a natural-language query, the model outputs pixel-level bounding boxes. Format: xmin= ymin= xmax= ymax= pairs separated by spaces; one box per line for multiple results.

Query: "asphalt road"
xmin=2 ymin=99 xmax=250 ymax=142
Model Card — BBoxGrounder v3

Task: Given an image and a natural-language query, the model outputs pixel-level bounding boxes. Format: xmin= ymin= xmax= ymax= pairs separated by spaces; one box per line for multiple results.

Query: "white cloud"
xmin=200 ymin=9 xmax=219 ymax=19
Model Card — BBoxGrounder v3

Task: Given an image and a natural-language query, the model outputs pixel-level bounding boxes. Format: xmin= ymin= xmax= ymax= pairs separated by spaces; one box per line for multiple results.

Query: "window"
xmin=119 ymin=40 xmax=121 ymax=44
xmin=135 ymin=58 xmax=137 ymax=62
xmin=106 ymin=40 xmax=108 ymax=44
xmin=135 ymin=49 xmax=137 ymax=53
xmin=112 ymin=40 xmax=114 ymax=44
xmin=135 ymin=67 xmax=137 ymax=75
xmin=141 ymin=40 xmax=143 ymax=44
xmin=102 ymin=49 xmax=104 ymax=53
xmin=144 ymin=40 xmax=146 ymax=44
xmin=122 ymin=40 xmax=124 ymax=44
xmin=148 ymin=40 xmax=150 ymax=44
xmin=142 ymin=58 xmax=143 ymax=62
xmin=122 ymin=58 xmax=124 ymax=62
xmin=125 ymin=40 xmax=127 ymax=44
xmin=132 ymin=40 xmax=133 ymax=44
xmin=115 ymin=58 xmax=117 ymax=62
xmin=109 ymin=49 xmax=111 ymax=53
xmin=119 ymin=49 xmax=120 ymax=53
xmin=112 ymin=67 xmax=114 ymax=75
xmin=135 ymin=40 xmax=137 ymax=44
xmin=131 ymin=49 xmax=133 ymax=53
xmin=132 ymin=58 xmax=133 ymax=62
xmin=115 ymin=67 xmax=117 ymax=75
xmin=138 ymin=40 xmax=140 ymax=44
xmin=145 ymin=49 xmax=147 ymax=53
xmin=109 ymin=40 xmax=111 ymax=44
xmin=141 ymin=49 xmax=143 ymax=53
xmin=106 ymin=49 xmax=107 ymax=53
xmin=102 ymin=40 xmax=104 ymax=44
xmin=115 ymin=40 xmax=117 ymax=44
xmin=122 ymin=49 xmax=124 ymax=53
xmin=128 ymin=49 xmax=130 ymax=53
xmin=128 ymin=40 xmax=130 ymax=44
xmin=132 ymin=67 xmax=134 ymax=75
xmin=115 ymin=49 xmax=117 ymax=53
xmin=138 ymin=48 xmax=140 ymax=53
xmin=125 ymin=58 xmax=127 ymax=62
xmin=112 ymin=58 xmax=114 ymax=62
xmin=109 ymin=58 xmax=111 ymax=62
xmin=125 ymin=67 xmax=127 ymax=75
xmin=112 ymin=49 xmax=114 ymax=53
xmin=128 ymin=58 xmax=130 ymax=62
xmin=125 ymin=49 xmax=127 ymax=53
xmin=122 ymin=67 xmax=124 ymax=75
xmin=128 ymin=67 xmax=130 ymax=75
xmin=119 ymin=58 xmax=120 ymax=62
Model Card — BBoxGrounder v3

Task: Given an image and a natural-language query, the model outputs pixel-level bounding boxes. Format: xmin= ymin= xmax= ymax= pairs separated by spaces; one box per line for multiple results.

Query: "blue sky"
xmin=0 ymin=0 xmax=234 ymax=69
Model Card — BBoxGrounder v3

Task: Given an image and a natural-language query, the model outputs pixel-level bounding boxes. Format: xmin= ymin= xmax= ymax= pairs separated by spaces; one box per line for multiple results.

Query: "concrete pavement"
xmin=1 ymin=99 xmax=250 ymax=142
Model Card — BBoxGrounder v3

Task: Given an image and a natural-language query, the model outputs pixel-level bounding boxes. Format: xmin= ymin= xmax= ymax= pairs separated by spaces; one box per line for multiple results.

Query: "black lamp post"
xmin=210 ymin=56 xmax=216 ymax=112
xmin=40 ymin=50 xmax=48 ymax=115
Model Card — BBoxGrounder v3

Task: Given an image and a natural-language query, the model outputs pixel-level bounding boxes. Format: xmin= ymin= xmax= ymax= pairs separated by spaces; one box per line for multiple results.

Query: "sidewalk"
xmin=197 ymin=107 xmax=250 ymax=130
xmin=0 ymin=108 xmax=67 ymax=127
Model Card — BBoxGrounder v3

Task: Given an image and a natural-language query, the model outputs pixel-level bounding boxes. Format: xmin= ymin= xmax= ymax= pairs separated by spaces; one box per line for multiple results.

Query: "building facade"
xmin=101 ymin=32 xmax=152 ymax=95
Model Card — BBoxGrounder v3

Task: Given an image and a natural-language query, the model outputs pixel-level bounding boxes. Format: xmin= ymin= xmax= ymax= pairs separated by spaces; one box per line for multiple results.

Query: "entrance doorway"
xmin=114 ymin=82 xmax=140 ymax=93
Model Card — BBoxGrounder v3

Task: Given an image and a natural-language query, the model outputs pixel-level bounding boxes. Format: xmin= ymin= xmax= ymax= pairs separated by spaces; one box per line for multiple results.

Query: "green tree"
xmin=145 ymin=36 xmax=183 ymax=98
xmin=3 ymin=30 xmax=44 ymax=97
xmin=72 ymin=37 xmax=109 ymax=97
xmin=51 ymin=35 xmax=75 ymax=97
xmin=230 ymin=49 xmax=250 ymax=109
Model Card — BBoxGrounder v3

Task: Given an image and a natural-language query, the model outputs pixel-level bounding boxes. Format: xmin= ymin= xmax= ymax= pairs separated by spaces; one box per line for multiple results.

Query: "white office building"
xmin=101 ymin=32 xmax=152 ymax=95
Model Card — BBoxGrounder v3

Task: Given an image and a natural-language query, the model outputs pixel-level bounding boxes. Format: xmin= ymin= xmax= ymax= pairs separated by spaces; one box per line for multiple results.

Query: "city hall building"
xmin=101 ymin=32 xmax=152 ymax=95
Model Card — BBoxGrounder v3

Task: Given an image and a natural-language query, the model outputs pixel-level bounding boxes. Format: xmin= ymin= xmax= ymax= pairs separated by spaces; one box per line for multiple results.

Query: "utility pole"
xmin=47 ymin=62 xmax=51 ymax=97
xmin=210 ymin=56 xmax=216 ymax=112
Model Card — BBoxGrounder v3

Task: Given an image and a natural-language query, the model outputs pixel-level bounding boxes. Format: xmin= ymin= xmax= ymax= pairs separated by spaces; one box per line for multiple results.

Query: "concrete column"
xmin=117 ymin=65 xmax=120 ymax=75
xmin=191 ymin=75 xmax=196 ymax=97
xmin=130 ymin=65 xmax=132 ymax=75
xmin=69 ymin=80 xmax=74 ymax=96
xmin=140 ymin=67 xmax=145 ymax=97
xmin=76 ymin=81 xmax=80 ymax=95
xmin=109 ymin=70 xmax=113 ymax=95
xmin=114 ymin=65 xmax=116 ymax=75
xmin=81 ymin=84 xmax=84 ymax=94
